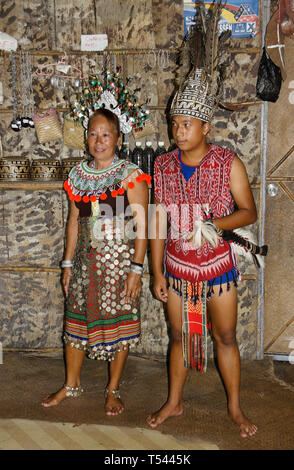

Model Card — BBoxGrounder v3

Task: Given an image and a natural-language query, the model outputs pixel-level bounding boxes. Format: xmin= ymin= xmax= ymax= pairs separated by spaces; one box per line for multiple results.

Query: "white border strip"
xmin=257 ymin=0 xmax=271 ymax=359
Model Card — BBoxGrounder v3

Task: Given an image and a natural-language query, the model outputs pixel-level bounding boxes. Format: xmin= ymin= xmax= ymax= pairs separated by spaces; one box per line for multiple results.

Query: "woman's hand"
xmin=62 ymin=267 xmax=72 ymax=298
xmin=123 ymin=271 xmax=142 ymax=304
xmin=152 ymin=272 xmax=168 ymax=303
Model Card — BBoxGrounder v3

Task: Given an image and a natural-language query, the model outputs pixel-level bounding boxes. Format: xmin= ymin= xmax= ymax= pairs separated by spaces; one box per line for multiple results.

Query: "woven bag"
xmin=32 ymin=109 xmax=63 ymax=143
xmin=63 ymin=114 xmax=86 ymax=150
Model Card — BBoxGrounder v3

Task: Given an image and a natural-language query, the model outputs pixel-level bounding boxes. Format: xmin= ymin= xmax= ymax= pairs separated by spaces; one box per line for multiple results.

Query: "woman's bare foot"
xmin=105 ymin=390 xmax=125 ymax=416
xmin=147 ymin=402 xmax=183 ymax=429
xmin=229 ymin=408 xmax=258 ymax=438
xmin=41 ymin=387 xmax=67 ymax=408
xmin=41 ymin=384 xmax=83 ymax=408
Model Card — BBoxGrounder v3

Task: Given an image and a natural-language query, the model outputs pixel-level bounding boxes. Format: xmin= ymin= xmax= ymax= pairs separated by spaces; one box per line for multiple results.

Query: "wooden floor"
xmin=0 ymin=419 xmax=217 ymax=450
xmin=1 ymin=352 xmax=294 ymax=451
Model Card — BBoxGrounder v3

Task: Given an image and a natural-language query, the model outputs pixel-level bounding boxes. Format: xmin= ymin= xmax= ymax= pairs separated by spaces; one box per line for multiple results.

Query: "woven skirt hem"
xmin=63 ymin=333 xmax=140 ymax=361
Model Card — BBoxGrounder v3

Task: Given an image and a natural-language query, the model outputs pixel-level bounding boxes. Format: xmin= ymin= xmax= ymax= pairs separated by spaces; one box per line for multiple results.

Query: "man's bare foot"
xmin=229 ymin=408 xmax=258 ymax=438
xmin=105 ymin=390 xmax=125 ymax=416
xmin=41 ymin=387 xmax=67 ymax=408
xmin=147 ymin=402 xmax=183 ymax=429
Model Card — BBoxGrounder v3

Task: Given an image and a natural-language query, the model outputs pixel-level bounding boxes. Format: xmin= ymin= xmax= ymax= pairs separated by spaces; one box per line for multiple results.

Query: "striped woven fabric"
xmin=182 ymin=280 xmax=208 ymax=372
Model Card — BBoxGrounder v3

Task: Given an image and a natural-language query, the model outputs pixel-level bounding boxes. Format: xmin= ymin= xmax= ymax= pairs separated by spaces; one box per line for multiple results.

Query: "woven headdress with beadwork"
xmin=171 ymin=0 xmax=231 ymax=122
xmin=70 ymin=70 xmax=150 ymax=134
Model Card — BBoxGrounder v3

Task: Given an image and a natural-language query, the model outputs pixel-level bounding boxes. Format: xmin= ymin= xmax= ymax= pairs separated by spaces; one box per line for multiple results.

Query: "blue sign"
xmin=184 ymin=1 xmax=259 ymax=38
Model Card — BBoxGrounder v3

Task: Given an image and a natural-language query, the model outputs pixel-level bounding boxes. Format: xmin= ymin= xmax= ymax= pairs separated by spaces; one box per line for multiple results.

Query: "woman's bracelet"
xmin=130 ymin=261 xmax=143 ymax=275
xmin=61 ymin=260 xmax=73 ymax=268
xmin=131 ymin=261 xmax=143 ymax=268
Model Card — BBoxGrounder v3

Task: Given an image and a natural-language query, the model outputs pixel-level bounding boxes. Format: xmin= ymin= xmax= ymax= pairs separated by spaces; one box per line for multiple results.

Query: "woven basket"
xmin=62 ymin=157 xmax=84 ymax=180
xmin=33 ymin=109 xmax=63 ymax=144
xmin=30 ymin=159 xmax=62 ymax=181
xmin=63 ymin=116 xmax=86 ymax=150
xmin=0 ymin=157 xmax=31 ymax=181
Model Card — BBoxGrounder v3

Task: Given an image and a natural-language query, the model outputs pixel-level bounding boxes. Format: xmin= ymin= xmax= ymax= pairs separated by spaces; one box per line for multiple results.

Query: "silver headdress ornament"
xmin=70 ymin=71 xmax=150 ymax=134
xmin=90 ymin=89 xmax=132 ymax=134
xmin=171 ymin=0 xmax=231 ymax=122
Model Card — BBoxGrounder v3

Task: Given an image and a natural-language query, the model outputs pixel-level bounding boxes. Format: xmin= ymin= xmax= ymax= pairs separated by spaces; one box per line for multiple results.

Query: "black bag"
xmin=256 ymin=47 xmax=282 ymax=102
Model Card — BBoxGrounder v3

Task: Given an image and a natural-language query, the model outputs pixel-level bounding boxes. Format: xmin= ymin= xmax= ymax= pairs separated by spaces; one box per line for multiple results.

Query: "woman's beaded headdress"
xmin=171 ymin=0 xmax=231 ymax=122
xmin=70 ymin=70 xmax=150 ymax=134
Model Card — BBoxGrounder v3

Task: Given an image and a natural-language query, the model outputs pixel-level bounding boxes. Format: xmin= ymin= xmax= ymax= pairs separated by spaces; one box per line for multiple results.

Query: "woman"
xmin=42 ymin=108 xmax=148 ymax=415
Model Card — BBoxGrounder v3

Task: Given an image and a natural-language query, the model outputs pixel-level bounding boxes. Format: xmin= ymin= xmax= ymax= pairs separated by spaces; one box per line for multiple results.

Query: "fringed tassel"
xmin=190 ymin=282 xmax=200 ymax=306
xmin=183 ymin=332 xmax=205 ymax=371
xmin=226 ymin=272 xmax=231 ymax=292
xmin=171 ymin=274 xmax=183 ymax=297
xmin=182 ymin=280 xmax=208 ymax=373
xmin=207 ymin=278 xmax=215 ymax=300
xmin=219 ymin=281 xmax=223 ymax=296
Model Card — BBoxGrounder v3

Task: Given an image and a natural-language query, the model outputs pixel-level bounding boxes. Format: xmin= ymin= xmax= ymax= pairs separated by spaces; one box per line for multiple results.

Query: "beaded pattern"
xmin=64 ymin=217 xmax=140 ymax=361
xmin=65 ymin=158 xmax=150 ymax=201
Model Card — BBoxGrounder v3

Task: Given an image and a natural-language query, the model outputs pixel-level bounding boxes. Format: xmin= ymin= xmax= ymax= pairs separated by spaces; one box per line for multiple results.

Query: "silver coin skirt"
xmin=64 ymin=216 xmax=140 ymax=361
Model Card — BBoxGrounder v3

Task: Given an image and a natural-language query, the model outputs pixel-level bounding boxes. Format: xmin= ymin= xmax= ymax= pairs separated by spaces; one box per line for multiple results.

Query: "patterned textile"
xmin=168 ymin=268 xmax=238 ymax=372
xmin=182 ymin=280 xmax=208 ymax=372
xmin=64 ymin=217 xmax=140 ymax=360
xmin=67 ymin=159 xmax=140 ymax=198
xmin=153 ymin=145 xmax=236 ymax=282
xmin=171 ymin=69 xmax=214 ymax=123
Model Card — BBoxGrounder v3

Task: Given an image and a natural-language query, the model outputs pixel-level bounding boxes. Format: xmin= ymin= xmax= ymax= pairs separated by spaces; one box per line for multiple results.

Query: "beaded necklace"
xmin=64 ymin=155 xmax=151 ymax=202
xmin=67 ymin=157 xmax=130 ymax=198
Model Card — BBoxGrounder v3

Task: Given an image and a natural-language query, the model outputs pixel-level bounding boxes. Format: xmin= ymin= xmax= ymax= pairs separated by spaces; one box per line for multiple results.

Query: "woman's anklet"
xmin=64 ymin=385 xmax=84 ymax=398
xmin=105 ymin=388 xmax=121 ymax=399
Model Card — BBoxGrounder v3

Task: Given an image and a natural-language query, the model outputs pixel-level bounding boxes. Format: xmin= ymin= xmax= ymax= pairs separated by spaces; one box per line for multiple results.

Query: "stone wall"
xmin=0 ymin=0 xmax=263 ymax=360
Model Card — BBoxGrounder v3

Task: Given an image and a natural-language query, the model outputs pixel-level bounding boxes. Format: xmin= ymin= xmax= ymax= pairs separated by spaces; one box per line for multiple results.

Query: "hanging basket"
xmin=32 ymin=109 xmax=63 ymax=144
xmin=63 ymin=115 xmax=86 ymax=150
xmin=30 ymin=158 xmax=63 ymax=181
xmin=0 ymin=157 xmax=31 ymax=181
